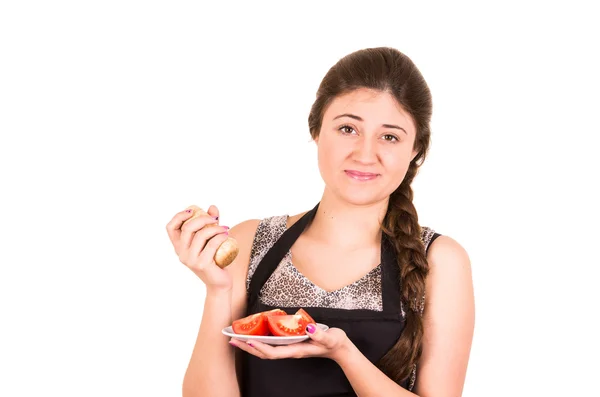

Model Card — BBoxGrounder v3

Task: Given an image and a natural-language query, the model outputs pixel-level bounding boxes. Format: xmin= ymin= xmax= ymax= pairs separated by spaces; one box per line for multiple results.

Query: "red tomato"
xmin=295 ymin=308 xmax=315 ymax=325
xmin=232 ymin=313 xmax=269 ymax=336
xmin=261 ymin=308 xmax=287 ymax=319
xmin=267 ymin=314 xmax=308 ymax=336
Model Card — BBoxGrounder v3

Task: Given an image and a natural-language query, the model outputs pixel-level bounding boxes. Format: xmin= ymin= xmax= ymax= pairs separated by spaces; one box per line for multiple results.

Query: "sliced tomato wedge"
xmin=260 ymin=308 xmax=287 ymax=319
xmin=267 ymin=314 xmax=308 ymax=336
xmin=295 ymin=308 xmax=315 ymax=325
xmin=232 ymin=313 xmax=269 ymax=336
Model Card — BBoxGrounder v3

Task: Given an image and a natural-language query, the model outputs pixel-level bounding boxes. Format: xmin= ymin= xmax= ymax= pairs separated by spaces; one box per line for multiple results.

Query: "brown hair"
xmin=308 ymin=47 xmax=432 ymax=385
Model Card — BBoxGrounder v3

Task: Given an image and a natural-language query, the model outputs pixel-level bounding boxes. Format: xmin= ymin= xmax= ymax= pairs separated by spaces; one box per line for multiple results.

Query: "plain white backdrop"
xmin=1 ymin=1 xmax=599 ymax=396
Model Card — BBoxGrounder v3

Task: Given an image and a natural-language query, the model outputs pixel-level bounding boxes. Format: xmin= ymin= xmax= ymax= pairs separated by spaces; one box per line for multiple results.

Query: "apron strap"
xmin=380 ymin=234 xmax=402 ymax=315
xmin=247 ymin=202 xmax=320 ymax=310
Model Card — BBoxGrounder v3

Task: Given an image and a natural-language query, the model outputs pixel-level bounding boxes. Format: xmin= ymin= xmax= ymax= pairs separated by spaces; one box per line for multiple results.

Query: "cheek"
xmin=381 ymin=148 xmax=412 ymax=175
xmin=317 ymin=138 xmax=344 ymax=169
xmin=317 ymin=147 xmax=334 ymax=178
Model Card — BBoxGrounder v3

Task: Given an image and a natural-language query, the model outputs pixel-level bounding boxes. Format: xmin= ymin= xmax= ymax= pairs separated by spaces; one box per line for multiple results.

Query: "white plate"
xmin=222 ymin=323 xmax=329 ymax=346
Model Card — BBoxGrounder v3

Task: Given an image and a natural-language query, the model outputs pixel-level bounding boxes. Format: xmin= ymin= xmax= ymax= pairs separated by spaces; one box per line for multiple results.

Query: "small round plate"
xmin=222 ymin=323 xmax=329 ymax=346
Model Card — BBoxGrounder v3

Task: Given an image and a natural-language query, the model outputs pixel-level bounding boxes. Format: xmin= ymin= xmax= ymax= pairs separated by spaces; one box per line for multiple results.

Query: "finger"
xmin=188 ymin=224 xmax=228 ymax=257
xmin=206 ymin=205 xmax=220 ymax=224
xmin=180 ymin=213 xmax=220 ymax=250
xmin=196 ymin=231 xmax=229 ymax=267
xmin=166 ymin=209 xmax=195 ymax=248
xmin=305 ymin=323 xmax=336 ymax=349
xmin=229 ymin=339 xmax=267 ymax=359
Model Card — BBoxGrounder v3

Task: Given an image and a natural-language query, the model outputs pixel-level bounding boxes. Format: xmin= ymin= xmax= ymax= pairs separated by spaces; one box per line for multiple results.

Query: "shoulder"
xmin=423 ymin=234 xmax=474 ymax=323
xmin=227 ymin=215 xmax=288 ymax=263
xmin=241 ymin=210 xmax=309 ymax=247
xmin=426 ymin=234 xmax=471 ymax=274
xmin=229 ymin=218 xmax=262 ymax=240
xmin=228 ymin=215 xmax=287 ymax=244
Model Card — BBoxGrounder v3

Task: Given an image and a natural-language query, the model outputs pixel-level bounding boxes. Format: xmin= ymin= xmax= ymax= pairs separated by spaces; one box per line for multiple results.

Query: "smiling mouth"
xmin=344 ymin=170 xmax=380 ymax=180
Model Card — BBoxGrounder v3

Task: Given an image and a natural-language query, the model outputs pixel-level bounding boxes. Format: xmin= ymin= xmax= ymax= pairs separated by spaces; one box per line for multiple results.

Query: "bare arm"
xmin=182 ymin=219 xmax=260 ymax=397
xmin=414 ymin=235 xmax=475 ymax=396
xmin=334 ymin=235 xmax=474 ymax=397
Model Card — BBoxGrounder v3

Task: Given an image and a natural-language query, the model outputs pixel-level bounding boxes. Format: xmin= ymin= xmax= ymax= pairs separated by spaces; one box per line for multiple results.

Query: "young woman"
xmin=167 ymin=47 xmax=475 ymax=397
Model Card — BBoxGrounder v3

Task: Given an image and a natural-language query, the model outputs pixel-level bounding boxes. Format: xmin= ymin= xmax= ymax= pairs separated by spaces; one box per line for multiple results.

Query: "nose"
xmin=352 ymin=137 xmax=378 ymax=164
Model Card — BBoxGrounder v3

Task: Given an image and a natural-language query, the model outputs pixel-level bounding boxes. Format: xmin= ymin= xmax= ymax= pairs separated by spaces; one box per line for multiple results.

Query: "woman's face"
xmin=315 ymin=88 xmax=418 ymax=206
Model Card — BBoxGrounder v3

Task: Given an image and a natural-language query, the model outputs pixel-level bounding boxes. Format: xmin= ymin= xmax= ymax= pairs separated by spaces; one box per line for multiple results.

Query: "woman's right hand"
xmin=166 ymin=205 xmax=233 ymax=293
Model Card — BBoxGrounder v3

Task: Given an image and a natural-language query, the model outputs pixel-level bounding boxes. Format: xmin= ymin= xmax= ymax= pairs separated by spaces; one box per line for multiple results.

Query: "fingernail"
xmin=306 ymin=324 xmax=316 ymax=334
xmin=213 ymin=216 xmax=219 ymax=220
xmin=229 ymin=341 xmax=237 ymax=346
xmin=247 ymin=342 xmax=254 ymax=347
xmin=185 ymin=209 xmax=192 ymax=213
xmin=222 ymin=226 xmax=230 ymax=230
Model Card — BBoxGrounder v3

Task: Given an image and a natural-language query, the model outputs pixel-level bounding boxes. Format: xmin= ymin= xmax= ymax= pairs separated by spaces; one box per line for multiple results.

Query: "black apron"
xmin=240 ymin=202 xmax=410 ymax=397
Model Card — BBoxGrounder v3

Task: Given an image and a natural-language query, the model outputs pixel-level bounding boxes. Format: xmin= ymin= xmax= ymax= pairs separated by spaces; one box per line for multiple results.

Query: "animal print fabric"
xmin=246 ymin=215 xmax=437 ymax=313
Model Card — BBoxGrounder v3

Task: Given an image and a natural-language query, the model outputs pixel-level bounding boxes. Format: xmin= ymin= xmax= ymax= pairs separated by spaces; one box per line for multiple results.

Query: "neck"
xmin=304 ymin=188 xmax=389 ymax=250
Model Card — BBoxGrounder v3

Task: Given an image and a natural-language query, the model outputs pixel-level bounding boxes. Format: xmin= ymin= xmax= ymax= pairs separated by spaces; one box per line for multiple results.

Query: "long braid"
xmin=377 ymin=161 xmax=429 ymax=385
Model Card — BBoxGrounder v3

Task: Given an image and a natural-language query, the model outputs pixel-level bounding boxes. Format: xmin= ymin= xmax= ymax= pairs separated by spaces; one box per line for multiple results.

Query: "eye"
xmin=383 ymin=134 xmax=399 ymax=143
xmin=338 ymin=125 xmax=356 ymax=135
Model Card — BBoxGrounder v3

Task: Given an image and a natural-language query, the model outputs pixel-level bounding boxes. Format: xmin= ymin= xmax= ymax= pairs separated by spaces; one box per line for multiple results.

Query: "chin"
xmin=332 ymin=185 xmax=390 ymax=207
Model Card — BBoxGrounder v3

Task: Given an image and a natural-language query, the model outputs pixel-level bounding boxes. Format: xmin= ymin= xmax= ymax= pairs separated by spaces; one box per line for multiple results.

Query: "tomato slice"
xmin=260 ymin=308 xmax=287 ymax=319
xmin=295 ymin=308 xmax=315 ymax=325
xmin=232 ymin=313 xmax=269 ymax=336
xmin=267 ymin=314 xmax=308 ymax=336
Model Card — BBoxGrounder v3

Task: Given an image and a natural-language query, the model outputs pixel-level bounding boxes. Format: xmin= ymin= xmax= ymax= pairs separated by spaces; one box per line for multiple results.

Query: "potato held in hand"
xmin=183 ymin=205 xmax=239 ymax=268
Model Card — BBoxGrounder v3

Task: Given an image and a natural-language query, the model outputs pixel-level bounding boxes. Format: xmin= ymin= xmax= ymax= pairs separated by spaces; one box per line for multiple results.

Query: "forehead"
xmin=323 ymin=88 xmax=415 ymax=131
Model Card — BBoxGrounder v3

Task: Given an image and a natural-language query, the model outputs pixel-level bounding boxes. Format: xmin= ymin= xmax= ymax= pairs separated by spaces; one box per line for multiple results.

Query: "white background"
xmin=1 ymin=1 xmax=599 ymax=396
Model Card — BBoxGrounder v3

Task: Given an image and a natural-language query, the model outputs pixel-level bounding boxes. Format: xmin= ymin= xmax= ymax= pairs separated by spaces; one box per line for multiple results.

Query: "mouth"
xmin=344 ymin=170 xmax=380 ymax=181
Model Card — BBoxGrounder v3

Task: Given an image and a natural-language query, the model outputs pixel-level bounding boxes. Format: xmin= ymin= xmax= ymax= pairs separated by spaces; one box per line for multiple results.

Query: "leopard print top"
xmin=246 ymin=215 xmax=438 ymax=314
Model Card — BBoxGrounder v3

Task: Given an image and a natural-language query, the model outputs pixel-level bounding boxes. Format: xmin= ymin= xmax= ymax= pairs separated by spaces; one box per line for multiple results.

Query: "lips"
xmin=344 ymin=170 xmax=379 ymax=180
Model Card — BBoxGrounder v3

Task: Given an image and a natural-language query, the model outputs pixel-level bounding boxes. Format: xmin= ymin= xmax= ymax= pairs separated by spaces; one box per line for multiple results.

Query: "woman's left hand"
xmin=229 ymin=323 xmax=350 ymax=362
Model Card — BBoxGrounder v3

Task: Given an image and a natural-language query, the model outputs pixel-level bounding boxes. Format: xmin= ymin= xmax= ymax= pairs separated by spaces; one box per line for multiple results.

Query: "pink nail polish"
xmin=247 ymin=342 xmax=254 ymax=347
xmin=229 ymin=341 xmax=236 ymax=346
xmin=306 ymin=324 xmax=316 ymax=334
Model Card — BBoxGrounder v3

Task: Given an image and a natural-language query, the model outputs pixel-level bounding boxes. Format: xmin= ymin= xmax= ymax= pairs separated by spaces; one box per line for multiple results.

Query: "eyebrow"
xmin=333 ymin=113 xmax=407 ymax=134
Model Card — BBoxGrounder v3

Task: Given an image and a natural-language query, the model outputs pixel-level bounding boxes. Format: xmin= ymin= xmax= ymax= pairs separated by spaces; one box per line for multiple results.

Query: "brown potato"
xmin=183 ymin=205 xmax=239 ymax=268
